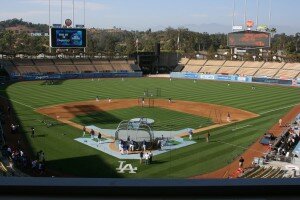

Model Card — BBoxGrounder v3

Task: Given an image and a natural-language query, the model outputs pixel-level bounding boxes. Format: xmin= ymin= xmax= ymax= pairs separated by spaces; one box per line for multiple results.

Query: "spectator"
xmin=142 ymin=140 xmax=146 ymax=152
xmin=149 ymin=151 xmax=153 ymax=164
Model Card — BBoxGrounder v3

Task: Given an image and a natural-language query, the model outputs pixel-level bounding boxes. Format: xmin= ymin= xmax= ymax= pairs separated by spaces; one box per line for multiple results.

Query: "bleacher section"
xmin=179 ymin=59 xmax=300 ymax=80
xmin=274 ymin=70 xmax=300 ymax=79
xmin=1 ymin=59 xmax=138 ymax=78
xmin=93 ymin=60 xmax=114 ymax=72
xmin=110 ymin=60 xmax=133 ymax=72
xmin=182 ymin=59 xmax=206 ymax=73
xmin=179 ymin=57 xmax=190 ymax=65
xmin=241 ymin=61 xmax=264 ymax=68
xmin=236 ymin=68 xmax=259 ymax=76
xmin=240 ymin=166 xmax=285 ymax=178
xmin=199 ymin=66 xmax=220 ymax=74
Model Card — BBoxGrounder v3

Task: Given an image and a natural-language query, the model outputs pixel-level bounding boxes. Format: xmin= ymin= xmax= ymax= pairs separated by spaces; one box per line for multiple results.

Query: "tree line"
xmin=0 ymin=19 xmax=299 ymax=59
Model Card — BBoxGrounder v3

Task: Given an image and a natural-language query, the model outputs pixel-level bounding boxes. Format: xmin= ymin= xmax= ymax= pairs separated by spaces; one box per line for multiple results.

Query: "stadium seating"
xmin=274 ymin=70 xmax=300 ymax=79
xmin=56 ymin=65 xmax=79 ymax=73
xmin=33 ymin=59 xmax=54 ymax=66
xmin=72 ymin=59 xmax=92 ymax=65
xmin=53 ymin=59 xmax=73 ymax=65
xmin=179 ymin=57 xmax=190 ymax=65
xmin=204 ymin=60 xmax=225 ymax=66
xmin=223 ymin=61 xmax=244 ymax=67
xmin=13 ymin=59 xmax=35 ymax=66
xmin=110 ymin=60 xmax=133 ymax=72
xmin=93 ymin=61 xmax=114 ymax=72
xmin=199 ymin=66 xmax=220 ymax=74
xmin=241 ymin=61 xmax=264 ymax=68
xmin=261 ymin=62 xmax=285 ymax=69
xmin=217 ymin=66 xmax=239 ymax=75
xmin=282 ymin=63 xmax=300 ymax=70
xmin=182 ymin=65 xmax=201 ymax=73
xmin=36 ymin=65 xmax=59 ymax=74
xmin=236 ymin=67 xmax=259 ymax=76
xmin=16 ymin=66 xmax=40 ymax=75
xmin=254 ymin=68 xmax=279 ymax=78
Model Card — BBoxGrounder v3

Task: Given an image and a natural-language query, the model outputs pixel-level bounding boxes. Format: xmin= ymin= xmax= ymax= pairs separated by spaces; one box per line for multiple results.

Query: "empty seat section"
xmin=110 ymin=61 xmax=132 ymax=72
xmin=13 ymin=59 xmax=34 ymax=66
xmin=199 ymin=66 xmax=220 ymax=74
xmin=275 ymin=70 xmax=300 ymax=79
xmin=217 ymin=67 xmax=239 ymax=75
xmin=94 ymin=61 xmax=114 ymax=72
xmin=241 ymin=61 xmax=264 ymax=68
xmin=53 ymin=59 xmax=73 ymax=65
xmin=56 ymin=65 xmax=78 ymax=73
xmin=75 ymin=65 xmax=96 ymax=73
xmin=188 ymin=59 xmax=207 ymax=66
xmin=16 ymin=66 xmax=39 ymax=74
xmin=261 ymin=62 xmax=285 ymax=69
xmin=72 ymin=59 xmax=92 ymax=65
xmin=182 ymin=65 xmax=201 ymax=73
xmin=4 ymin=66 xmax=20 ymax=75
xmin=282 ymin=63 xmax=300 ymax=70
xmin=34 ymin=59 xmax=54 ymax=66
xmin=255 ymin=68 xmax=279 ymax=77
xmin=179 ymin=58 xmax=190 ymax=65
xmin=236 ymin=68 xmax=259 ymax=76
xmin=205 ymin=60 xmax=225 ymax=66
xmin=36 ymin=66 xmax=59 ymax=74
xmin=223 ymin=60 xmax=244 ymax=67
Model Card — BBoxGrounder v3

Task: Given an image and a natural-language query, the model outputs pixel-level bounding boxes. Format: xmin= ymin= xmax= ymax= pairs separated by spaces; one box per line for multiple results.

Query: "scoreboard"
xmin=228 ymin=31 xmax=271 ymax=48
xmin=50 ymin=28 xmax=87 ymax=48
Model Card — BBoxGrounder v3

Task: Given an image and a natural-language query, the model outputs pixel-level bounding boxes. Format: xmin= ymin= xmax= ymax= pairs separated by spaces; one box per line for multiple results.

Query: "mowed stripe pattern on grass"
xmin=1 ymin=78 xmax=300 ymax=178
xmin=71 ymin=106 xmax=213 ymax=131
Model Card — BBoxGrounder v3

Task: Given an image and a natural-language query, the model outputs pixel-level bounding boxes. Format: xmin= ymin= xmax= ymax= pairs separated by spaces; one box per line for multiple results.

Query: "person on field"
xmin=82 ymin=126 xmax=86 ymax=137
xmin=206 ymin=132 xmax=210 ymax=142
xmin=188 ymin=129 xmax=193 ymax=140
xmin=90 ymin=129 xmax=95 ymax=139
xmin=279 ymin=118 xmax=282 ymax=127
xmin=31 ymin=127 xmax=35 ymax=138
xmin=97 ymin=132 xmax=102 ymax=146
xmin=239 ymin=157 xmax=245 ymax=168
xmin=139 ymin=151 xmax=144 ymax=164
xmin=227 ymin=112 xmax=231 ymax=123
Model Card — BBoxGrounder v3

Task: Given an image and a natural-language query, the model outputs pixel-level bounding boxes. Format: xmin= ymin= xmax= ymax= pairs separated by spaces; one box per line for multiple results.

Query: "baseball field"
xmin=1 ymin=77 xmax=300 ymax=178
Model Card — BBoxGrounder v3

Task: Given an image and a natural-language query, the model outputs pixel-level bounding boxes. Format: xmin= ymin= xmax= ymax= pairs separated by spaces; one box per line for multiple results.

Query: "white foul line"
xmin=0 ymin=95 xmax=35 ymax=110
xmin=259 ymin=104 xmax=299 ymax=115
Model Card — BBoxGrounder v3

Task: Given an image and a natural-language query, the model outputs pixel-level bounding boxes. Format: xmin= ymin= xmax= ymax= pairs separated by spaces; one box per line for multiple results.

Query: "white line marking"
xmin=0 ymin=95 xmax=35 ymax=109
xmin=232 ymin=125 xmax=252 ymax=131
xmin=259 ymin=104 xmax=299 ymax=115
xmin=216 ymin=140 xmax=266 ymax=154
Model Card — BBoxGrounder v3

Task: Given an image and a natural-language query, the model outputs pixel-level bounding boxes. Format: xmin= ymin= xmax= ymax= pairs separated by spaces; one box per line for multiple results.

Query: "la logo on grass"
xmin=116 ymin=161 xmax=137 ymax=174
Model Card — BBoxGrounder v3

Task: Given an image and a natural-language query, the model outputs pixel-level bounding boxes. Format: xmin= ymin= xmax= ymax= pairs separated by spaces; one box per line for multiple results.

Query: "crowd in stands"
xmin=0 ymin=101 xmax=46 ymax=177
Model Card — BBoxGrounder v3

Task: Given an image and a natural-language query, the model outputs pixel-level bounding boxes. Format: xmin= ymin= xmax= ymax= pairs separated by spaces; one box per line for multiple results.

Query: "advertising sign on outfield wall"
xmin=184 ymin=73 xmax=199 ymax=79
xmin=216 ymin=75 xmax=237 ymax=81
xmin=200 ymin=74 xmax=215 ymax=80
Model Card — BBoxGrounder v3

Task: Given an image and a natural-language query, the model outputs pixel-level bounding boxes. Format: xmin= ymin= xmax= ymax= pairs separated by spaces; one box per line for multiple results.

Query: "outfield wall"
xmin=10 ymin=72 xmax=143 ymax=81
xmin=171 ymin=72 xmax=299 ymax=87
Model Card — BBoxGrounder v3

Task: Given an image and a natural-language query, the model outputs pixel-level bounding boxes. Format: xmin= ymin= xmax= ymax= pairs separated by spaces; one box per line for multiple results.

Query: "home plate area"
xmin=74 ymin=125 xmax=196 ymax=160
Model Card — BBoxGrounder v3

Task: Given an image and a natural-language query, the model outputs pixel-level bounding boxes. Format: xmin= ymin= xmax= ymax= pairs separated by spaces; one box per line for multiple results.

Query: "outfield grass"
xmin=71 ymin=106 xmax=213 ymax=131
xmin=1 ymin=78 xmax=300 ymax=178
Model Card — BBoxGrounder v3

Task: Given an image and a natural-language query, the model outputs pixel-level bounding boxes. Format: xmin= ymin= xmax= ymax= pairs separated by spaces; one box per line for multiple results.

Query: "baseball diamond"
xmin=1 ymin=77 xmax=300 ymax=178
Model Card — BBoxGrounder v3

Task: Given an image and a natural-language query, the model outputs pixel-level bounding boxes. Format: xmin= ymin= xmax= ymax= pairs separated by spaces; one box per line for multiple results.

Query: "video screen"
xmin=228 ymin=31 xmax=270 ymax=48
xmin=50 ymin=28 xmax=87 ymax=48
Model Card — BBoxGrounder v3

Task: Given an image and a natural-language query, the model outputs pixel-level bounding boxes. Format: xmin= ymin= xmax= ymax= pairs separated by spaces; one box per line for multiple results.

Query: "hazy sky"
xmin=0 ymin=0 xmax=299 ymax=33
